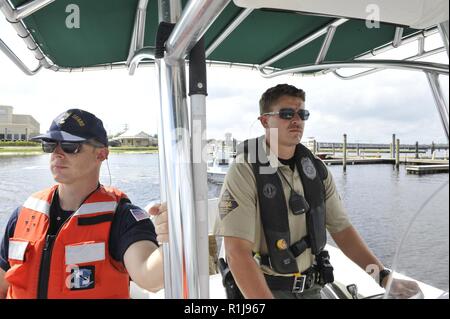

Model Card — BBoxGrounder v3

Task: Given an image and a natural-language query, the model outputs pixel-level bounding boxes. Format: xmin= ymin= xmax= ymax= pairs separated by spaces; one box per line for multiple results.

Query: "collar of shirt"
xmin=261 ymin=135 xmax=291 ymax=169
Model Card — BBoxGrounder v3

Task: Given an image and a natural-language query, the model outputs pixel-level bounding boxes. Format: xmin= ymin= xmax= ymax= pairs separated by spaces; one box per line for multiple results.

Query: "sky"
xmin=0 ymin=17 xmax=448 ymax=144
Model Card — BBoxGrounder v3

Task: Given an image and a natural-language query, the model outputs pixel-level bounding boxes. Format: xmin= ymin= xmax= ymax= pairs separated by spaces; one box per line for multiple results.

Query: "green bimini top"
xmin=9 ymin=0 xmax=427 ymax=69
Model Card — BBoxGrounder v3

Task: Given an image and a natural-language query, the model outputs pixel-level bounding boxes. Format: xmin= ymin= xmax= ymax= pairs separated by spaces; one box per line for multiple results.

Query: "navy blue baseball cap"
xmin=32 ymin=109 xmax=108 ymax=146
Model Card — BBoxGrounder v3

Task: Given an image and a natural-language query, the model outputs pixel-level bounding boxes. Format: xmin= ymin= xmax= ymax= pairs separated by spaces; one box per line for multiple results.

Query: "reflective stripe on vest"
xmin=5 ymin=185 xmax=130 ymax=299
xmin=65 ymin=242 xmax=106 ymax=265
xmin=22 ymin=196 xmax=50 ymax=217
xmin=8 ymin=241 xmax=29 ymax=261
xmin=74 ymin=201 xmax=118 ymax=216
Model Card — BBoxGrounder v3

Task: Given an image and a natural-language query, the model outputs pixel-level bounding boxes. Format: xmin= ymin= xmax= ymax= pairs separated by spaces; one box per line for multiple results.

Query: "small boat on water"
xmin=207 ymin=159 xmax=229 ymax=184
xmin=207 ymin=149 xmax=235 ymax=184
xmin=0 ymin=0 xmax=448 ymax=299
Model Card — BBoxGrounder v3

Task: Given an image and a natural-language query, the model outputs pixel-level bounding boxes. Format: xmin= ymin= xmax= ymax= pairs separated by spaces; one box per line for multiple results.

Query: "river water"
xmin=0 ymin=153 xmax=448 ymax=291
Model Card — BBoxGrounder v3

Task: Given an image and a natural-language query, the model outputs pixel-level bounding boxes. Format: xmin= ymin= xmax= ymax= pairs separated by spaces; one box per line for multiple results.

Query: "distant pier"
xmin=323 ymin=158 xmax=449 ymax=166
xmin=310 ymin=135 xmax=449 ymax=175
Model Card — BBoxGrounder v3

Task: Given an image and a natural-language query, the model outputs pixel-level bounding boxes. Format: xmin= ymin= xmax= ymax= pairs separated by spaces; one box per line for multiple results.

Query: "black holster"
xmin=218 ymin=258 xmax=244 ymax=299
xmin=314 ymin=250 xmax=334 ymax=286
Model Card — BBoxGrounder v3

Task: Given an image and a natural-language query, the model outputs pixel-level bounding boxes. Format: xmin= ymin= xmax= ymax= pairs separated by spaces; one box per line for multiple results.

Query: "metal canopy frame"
xmin=0 ymin=0 xmax=54 ymax=73
xmin=126 ymin=0 xmax=150 ymax=66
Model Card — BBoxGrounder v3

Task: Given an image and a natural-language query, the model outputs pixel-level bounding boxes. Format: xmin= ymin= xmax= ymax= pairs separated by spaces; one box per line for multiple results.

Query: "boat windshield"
xmin=383 ymin=179 xmax=449 ymax=299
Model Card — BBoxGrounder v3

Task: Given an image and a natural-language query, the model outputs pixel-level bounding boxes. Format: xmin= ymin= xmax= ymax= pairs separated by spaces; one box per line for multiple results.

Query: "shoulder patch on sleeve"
xmin=130 ymin=208 xmax=150 ymax=222
xmin=218 ymin=189 xmax=239 ymax=220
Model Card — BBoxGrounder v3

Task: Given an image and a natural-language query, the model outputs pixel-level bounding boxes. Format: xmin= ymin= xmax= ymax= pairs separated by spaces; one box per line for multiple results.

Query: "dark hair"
xmin=259 ymin=84 xmax=305 ymax=115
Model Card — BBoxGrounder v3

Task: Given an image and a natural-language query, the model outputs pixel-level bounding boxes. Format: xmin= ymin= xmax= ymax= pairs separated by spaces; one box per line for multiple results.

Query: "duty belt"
xmin=264 ymin=268 xmax=317 ymax=294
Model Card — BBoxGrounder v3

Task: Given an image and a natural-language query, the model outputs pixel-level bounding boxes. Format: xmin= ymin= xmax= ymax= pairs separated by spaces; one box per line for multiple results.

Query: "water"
xmin=0 ymin=154 xmax=448 ymax=291
xmin=328 ymin=164 xmax=449 ymax=292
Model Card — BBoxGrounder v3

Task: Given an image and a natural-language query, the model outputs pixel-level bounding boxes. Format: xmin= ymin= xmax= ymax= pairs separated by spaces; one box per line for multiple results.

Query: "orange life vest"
xmin=5 ymin=185 xmax=131 ymax=299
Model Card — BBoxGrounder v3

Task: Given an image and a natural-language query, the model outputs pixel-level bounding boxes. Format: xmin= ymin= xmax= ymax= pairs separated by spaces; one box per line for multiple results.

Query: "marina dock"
xmin=323 ymin=158 xmax=449 ymax=166
xmin=406 ymin=164 xmax=449 ymax=175
xmin=316 ymin=135 xmax=448 ymax=174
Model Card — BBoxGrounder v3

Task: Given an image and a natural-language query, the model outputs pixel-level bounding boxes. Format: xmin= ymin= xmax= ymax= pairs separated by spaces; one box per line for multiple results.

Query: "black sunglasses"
xmin=42 ymin=141 xmax=84 ymax=154
xmin=262 ymin=108 xmax=310 ymax=121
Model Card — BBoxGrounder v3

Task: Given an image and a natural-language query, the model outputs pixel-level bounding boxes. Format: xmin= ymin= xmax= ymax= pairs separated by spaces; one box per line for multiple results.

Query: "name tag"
xmin=65 ymin=242 xmax=105 ymax=265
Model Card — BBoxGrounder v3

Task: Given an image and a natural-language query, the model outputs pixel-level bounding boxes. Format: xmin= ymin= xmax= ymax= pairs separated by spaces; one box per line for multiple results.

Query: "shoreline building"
xmin=110 ymin=129 xmax=157 ymax=147
xmin=0 ymin=105 xmax=40 ymax=141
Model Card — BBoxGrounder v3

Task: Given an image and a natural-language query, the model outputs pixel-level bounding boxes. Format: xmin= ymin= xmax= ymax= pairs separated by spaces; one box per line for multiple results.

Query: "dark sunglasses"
xmin=262 ymin=108 xmax=310 ymax=121
xmin=42 ymin=141 xmax=84 ymax=154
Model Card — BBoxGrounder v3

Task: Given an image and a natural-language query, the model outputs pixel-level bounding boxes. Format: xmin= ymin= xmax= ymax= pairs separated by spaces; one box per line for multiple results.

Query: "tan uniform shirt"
xmin=214 ymin=138 xmax=351 ymax=275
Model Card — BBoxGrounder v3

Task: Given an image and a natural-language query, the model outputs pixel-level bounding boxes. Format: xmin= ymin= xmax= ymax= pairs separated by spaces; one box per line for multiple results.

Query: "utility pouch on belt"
xmin=218 ymin=258 xmax=244 ymax=299
xmin=315 ymin=250 xmax=334 ymax=285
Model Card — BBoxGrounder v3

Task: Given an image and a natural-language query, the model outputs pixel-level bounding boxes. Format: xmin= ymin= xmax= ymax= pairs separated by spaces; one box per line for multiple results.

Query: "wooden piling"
xmin=343 ymin=134 xmax=347 ymax=172
xmin=392 ymin=134 xmax=396 ymax=158
xmin=415 ymin=141 xmax=419 ymax=159
xmin=395 ymin=139 xmax=400 ymax=169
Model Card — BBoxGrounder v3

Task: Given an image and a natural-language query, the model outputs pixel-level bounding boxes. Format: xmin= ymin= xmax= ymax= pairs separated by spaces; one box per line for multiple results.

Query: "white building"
xmin=111 ymin=129 xmax=157 ymax=147
xmin=0 ymin=105 xmax=40 ymax=141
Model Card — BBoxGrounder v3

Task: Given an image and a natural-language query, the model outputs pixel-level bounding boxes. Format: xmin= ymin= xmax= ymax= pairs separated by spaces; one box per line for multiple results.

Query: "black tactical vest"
xmin=240 ymin=136 xmax=328 ymax=274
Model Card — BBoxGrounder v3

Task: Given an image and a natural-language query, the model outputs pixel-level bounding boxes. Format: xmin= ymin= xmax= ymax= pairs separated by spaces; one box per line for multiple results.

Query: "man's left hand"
xmin=148 ymin=203 xmax=168 ymax=243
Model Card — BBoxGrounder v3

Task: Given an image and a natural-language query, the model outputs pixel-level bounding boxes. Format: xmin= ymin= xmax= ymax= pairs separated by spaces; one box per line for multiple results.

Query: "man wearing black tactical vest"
xmin=214 ymin=84 xmax=420 ymax=299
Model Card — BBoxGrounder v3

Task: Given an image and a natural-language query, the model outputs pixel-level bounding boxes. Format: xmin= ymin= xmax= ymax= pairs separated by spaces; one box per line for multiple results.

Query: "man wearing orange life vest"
xmin=0 ymin=109 xmax=168 ymax=299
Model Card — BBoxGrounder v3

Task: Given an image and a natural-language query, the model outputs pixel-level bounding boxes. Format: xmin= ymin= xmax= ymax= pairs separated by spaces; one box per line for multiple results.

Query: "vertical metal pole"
xmin=159 ymin=0 xmax=231 ymax=298
xmin=425 ymin=72 xmax=449 ymax=142
xmin=189 ymin=37 xmax=209 ymax=299
xmin=157 ymin=0 xmax=188 ymax=299
xmin=395 ymin=139 xmax=400 ymax=168
xmin=343 ymin=134 xmax=347 ymax=172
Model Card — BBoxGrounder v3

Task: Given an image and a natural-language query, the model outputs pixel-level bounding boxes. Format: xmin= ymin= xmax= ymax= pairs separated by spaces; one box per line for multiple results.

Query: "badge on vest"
xmin=301 ymin=157 xmax=317 ymax=180
xmin=263 ymin=183 xmax=277 ymax=198
xmin=67 ymin=265 xmax=95 ymax=290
